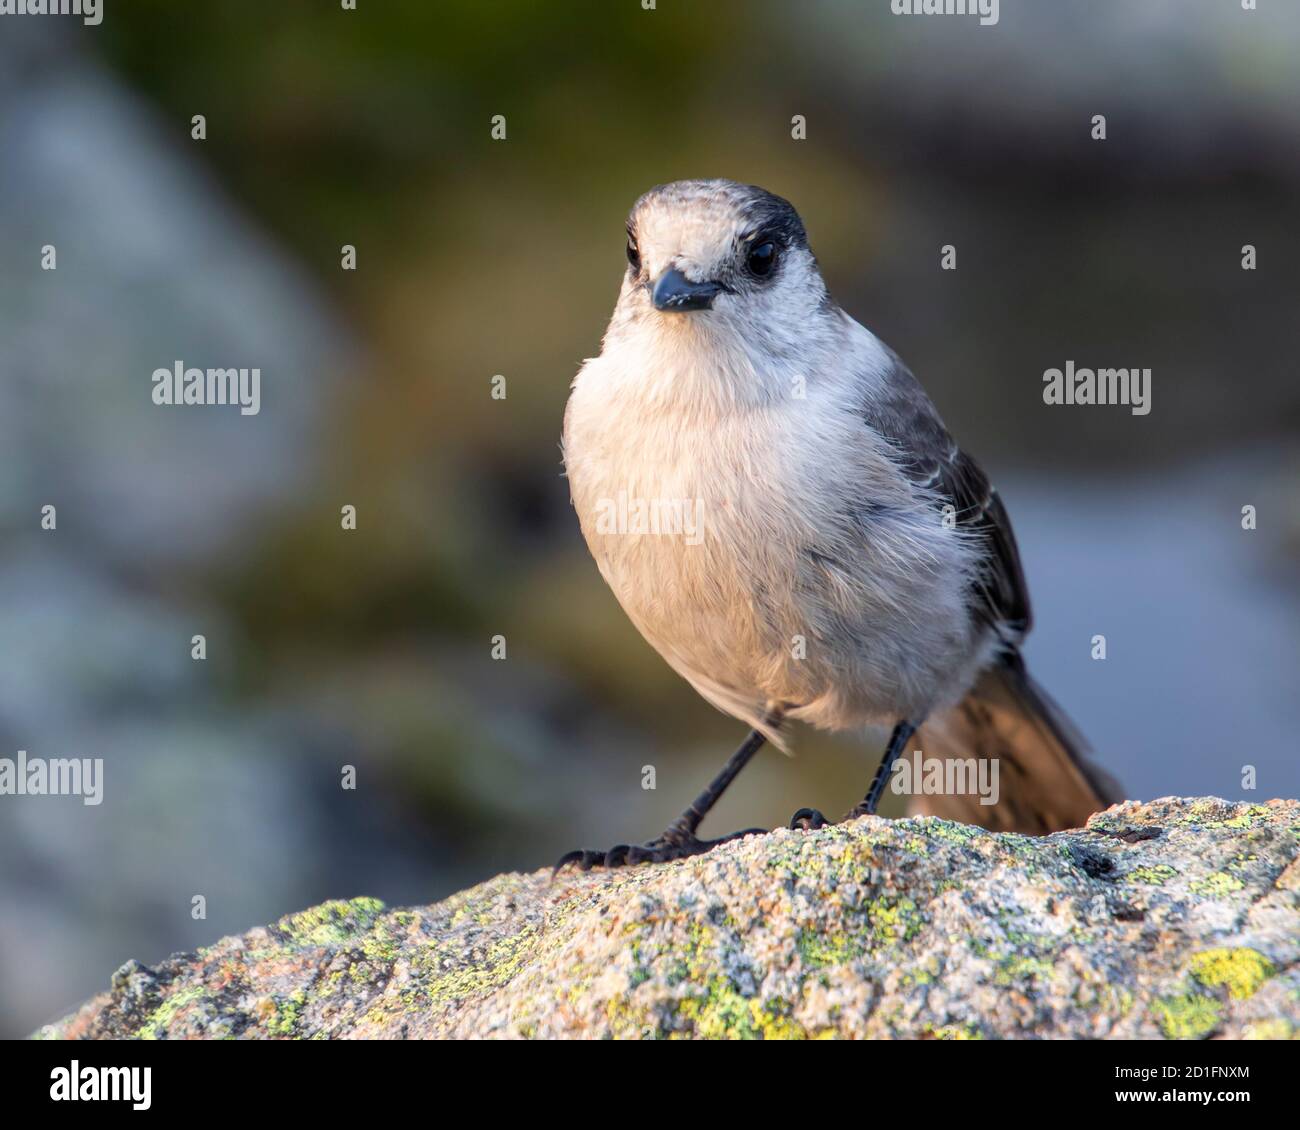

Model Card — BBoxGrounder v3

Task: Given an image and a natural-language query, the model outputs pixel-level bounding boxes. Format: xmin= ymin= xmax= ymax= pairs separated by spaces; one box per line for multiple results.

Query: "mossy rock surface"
xmin=36 ymin=797 xmax=1300 ymax=1039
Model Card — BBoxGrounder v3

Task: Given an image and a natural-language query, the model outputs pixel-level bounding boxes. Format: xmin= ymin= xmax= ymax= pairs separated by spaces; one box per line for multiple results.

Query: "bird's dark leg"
xmin=850 ymin=719 xmax=917 ymax=818
xmin=555 ymin=713 xmax=779 ymax=872
xmin=789 ymin=719 xmax=918 ymax=830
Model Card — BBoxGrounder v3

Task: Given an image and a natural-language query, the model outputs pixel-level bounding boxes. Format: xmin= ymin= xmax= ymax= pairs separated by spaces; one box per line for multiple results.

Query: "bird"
xmin=557 ymin=179 xmax=1119 ymax=870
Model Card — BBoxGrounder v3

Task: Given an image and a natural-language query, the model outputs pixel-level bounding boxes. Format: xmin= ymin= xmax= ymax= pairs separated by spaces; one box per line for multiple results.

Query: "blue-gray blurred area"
xmin=2 ymin=0 xmax=1298 ymax=1036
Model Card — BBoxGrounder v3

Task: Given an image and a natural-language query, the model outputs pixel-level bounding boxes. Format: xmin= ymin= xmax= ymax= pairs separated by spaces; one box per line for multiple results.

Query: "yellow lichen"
xmin=1126 ymin=864 xmax=1177 ymax=885
xmin=1153 ymin=993 xmax=1221 ymax=1039
xmin=1189 ymin=872 xmax=1244 ymax=898
xmin=1242 ymin=1018 xmax=1293 ymax=1040
xmin=1188 ymin=948 xmax=1274 ymax=1000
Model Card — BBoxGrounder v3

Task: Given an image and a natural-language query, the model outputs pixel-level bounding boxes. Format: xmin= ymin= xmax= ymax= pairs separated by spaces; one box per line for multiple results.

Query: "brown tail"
xmin=910 ymin=654 xmax=1121 ymax=833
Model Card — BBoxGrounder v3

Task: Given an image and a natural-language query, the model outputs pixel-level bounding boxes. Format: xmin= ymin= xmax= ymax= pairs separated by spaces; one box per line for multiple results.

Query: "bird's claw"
xmin=788 ymin=807 xmax=830 ymax=831
xmin=554 ymin=826 xmax=766 ymax=873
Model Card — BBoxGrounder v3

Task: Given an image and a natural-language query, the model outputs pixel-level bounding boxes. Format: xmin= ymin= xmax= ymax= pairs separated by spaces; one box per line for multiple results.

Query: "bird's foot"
xmin=788 ymin=807 xmax=830 ymax=831
xmin=789 ymin=800 xmax=882 ymax=830
xmin=554 ymin=824 xmax=765 ymax=873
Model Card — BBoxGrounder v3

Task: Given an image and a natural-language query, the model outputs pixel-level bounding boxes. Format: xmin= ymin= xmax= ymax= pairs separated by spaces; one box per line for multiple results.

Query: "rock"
xmin=35 ymin=798 xmax=1300 ymax=1040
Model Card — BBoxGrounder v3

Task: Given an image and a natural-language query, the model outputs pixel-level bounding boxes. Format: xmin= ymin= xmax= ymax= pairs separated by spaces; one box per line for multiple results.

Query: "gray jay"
xmin=558 ymin=179 xmax=1119 ymax=870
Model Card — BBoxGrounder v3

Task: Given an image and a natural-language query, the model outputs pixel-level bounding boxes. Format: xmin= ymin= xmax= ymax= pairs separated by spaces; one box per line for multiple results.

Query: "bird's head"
xmin=610 ymin=180 xmax=832 ymax=350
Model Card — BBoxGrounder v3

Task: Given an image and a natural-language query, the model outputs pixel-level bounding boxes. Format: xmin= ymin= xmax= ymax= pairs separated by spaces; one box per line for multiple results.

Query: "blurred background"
xmin=2 ymin=0 xmax=1298 ymax=1036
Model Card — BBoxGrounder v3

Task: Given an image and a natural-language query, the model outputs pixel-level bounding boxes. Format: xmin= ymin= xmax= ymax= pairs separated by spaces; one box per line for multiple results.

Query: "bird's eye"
xmin=747 ymin=240 xmax=777 ymax=277
xmin=626 ymin=232 xmax=641 ymax=272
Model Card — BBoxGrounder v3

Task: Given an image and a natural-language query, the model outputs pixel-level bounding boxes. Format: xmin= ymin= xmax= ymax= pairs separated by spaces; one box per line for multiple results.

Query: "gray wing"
xmin=861 ymin=348 xmax=1031 ymax=646
xmin=859 ymin=348 xmax=1123 ymax=824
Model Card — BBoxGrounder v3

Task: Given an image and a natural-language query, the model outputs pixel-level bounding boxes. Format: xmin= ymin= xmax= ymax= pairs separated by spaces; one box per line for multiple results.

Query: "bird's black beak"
xmin=652 ymin=268 xmax=721 ymax=312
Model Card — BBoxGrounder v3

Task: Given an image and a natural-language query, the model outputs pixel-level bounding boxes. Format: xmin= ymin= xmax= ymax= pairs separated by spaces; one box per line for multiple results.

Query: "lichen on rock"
xmin=35 ymin=798 xmax=1300 ymax=1040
